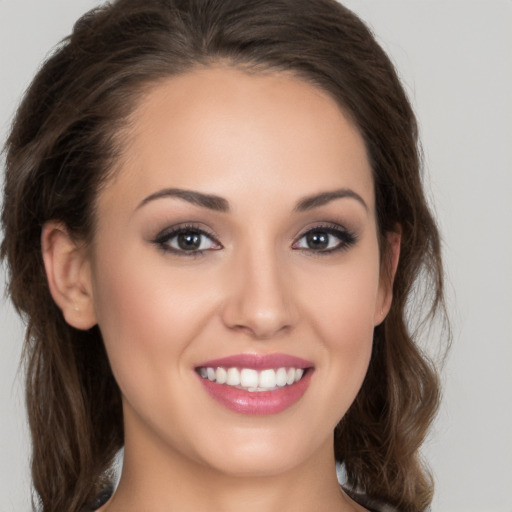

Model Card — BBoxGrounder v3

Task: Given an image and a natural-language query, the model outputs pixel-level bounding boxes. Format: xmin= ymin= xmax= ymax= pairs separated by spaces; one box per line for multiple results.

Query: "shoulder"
xmin=344 ymin=489 xmax=400 ymax=512
xmin=84 ymin=490 xmax=112 ymax=512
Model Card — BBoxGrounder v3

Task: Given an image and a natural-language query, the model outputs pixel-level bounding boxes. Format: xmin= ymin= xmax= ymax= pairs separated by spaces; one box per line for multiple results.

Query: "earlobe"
xmin=374 ymin=229 xmax=401 ymax=326
xmin=41 ymin=222 xmax=97 ymax=330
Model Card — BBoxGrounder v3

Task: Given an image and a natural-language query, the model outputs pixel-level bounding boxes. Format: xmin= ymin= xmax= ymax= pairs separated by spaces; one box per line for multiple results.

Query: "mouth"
xmin=197 ymin=366 xmax=306 ymax=392
xmin=195 ymin=354 xmax=314 ymax=415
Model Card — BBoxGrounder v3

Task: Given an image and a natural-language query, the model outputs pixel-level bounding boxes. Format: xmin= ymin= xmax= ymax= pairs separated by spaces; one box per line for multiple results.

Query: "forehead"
xmin=100 ymin=66 xmax=374 ymax=215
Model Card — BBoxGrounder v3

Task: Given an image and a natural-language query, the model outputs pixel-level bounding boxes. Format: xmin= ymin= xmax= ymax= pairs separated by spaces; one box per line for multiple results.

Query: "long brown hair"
xmin=1 ymin=1 xmax=448 ymax=511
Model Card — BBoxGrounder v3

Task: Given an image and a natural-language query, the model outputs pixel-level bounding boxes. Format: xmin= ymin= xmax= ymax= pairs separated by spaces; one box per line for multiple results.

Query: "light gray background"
xmin=1 ymin=1 xmax=511 ymax=511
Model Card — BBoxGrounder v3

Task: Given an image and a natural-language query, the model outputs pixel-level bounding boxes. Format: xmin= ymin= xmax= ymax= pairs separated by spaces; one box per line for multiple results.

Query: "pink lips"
xmin=197 ymin=353 xmax=312 ymax=370
xmin=195 ymin=353 xmax=314 ymax=415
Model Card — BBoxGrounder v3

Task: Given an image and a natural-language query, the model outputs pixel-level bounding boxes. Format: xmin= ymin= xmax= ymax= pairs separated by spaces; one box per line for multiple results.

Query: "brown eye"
xmin=153 ymin=226 xmax=222 ymax=255
xmin=305 ymin=231 xmax=330 ymax=250
xmin=176 ymin=232 xmax=203 ymax=250
xmin=293 ymin=226 xmax=357 ymax=253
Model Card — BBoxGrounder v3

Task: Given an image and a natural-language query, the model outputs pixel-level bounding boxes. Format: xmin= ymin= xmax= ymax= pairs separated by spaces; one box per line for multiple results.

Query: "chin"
xmin=189 ymin=427 xmax=330 ymax=479
xmin=204 ymin=451 xmax=305 ymax=479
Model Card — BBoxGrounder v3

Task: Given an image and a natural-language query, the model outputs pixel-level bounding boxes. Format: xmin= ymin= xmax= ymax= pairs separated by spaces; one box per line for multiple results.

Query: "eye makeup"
xmin=151 ymin=223 xmax=222 ymax=256
xmin=292 ymin=223 xmax=357 ymax=254
xmin=150 ymin=219 xmax=358 ymax=258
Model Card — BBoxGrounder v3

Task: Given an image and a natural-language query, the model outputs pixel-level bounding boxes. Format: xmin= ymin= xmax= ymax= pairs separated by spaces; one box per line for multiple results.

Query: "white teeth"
xmin=226 ymin=367 xmax=241 ymax=386
xmin=199 ymin=366 xmax=307 ymax=390
xmin=259 ymin=369 xmax=276 ymax=388
xmin=276 ymin=367 xmax=288 ymax=387
xmin=240 ymin=368 xmax=259 ymax=388
xmin=216 ymin=367 xmax=227 ymax=384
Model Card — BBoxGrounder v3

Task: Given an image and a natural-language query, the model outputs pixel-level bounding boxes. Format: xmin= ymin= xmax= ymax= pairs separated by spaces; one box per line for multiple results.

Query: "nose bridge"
xmin=222 ymin=241 xmax=297 ymax=339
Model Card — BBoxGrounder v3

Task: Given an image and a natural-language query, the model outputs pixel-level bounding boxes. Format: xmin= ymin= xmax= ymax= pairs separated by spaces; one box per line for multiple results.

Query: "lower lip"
xmin=198 ymin=370 xmax=313 ymax=415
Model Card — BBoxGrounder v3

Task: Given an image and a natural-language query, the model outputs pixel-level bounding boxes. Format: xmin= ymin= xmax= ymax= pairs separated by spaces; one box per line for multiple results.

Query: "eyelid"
xmin=152 ymin=223 xmax=222 ymax=255
xmin=292 ymin=222 xmax=357 ymax=253
xmin=150 ymin=221 xmax=356 ymax=256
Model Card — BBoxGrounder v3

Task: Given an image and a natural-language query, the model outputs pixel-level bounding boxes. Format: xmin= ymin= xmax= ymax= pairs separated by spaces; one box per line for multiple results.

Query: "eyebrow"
xmin=137 ymin=186 xmax=367 ymax=213
xmin=137 ymin=188 xmax=230 ymax=212
xmin=294 ymin=188 xmax=368 ymax=212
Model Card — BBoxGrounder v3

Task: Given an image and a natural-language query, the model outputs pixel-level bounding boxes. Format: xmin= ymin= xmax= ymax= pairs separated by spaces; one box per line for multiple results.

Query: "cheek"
xmin=298 ymin=252 xmax=380 ymax=408
xmin=89 ymin=244 xmax=216 ymax=398
xmin=304 ymin=252 xmax=381 ymax=342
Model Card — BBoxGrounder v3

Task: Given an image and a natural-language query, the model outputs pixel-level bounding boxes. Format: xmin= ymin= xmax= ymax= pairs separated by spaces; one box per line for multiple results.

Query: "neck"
xmin=102 ymin=415 xmax=359 ymax=512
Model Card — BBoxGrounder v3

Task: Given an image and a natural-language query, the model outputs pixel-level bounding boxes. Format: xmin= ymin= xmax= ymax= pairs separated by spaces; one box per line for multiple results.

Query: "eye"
xmin=153 ymin=225 xmax=222 ymax=255
xmin=292 ymin=225 xmax=356 ymax=253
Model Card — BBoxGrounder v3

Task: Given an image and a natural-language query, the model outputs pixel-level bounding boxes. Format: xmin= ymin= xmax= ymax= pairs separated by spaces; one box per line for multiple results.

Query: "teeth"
xmin=276 ymin=367 xmax=288 ymax=387
xmin=216 ymin=367 xmax=227 ymax=384
xmin=240 ymin=369 xmax=258 ymax=388
xmin=226 ymin=367 xmax=241 ymax=386
xmin=259 ymin=369 xmax=276 ymax=388
xmin=199 ymin=366 xmax=307 ymax=391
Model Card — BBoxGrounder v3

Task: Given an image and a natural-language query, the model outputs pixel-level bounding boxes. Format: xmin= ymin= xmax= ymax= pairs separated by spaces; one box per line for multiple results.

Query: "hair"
xmin=1 ymin=1 xmax=448 ymax=511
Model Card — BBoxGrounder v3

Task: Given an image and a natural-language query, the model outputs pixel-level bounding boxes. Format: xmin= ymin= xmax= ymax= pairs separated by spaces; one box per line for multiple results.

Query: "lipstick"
xmin=195 ymin=353 xmax=314 ymax=415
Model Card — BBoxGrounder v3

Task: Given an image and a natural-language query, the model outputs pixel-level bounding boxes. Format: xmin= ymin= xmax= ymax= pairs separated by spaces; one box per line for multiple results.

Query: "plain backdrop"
xmin=1 ymin=1 xmax=511 ymax=511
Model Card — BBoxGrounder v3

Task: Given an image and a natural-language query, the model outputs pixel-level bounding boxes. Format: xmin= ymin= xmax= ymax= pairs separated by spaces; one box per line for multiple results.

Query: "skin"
xmin=42 ymin=67 xmax=399 ymax=512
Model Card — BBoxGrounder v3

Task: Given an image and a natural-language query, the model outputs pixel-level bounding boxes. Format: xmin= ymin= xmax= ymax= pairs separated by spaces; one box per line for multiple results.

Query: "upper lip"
xmin=195 ymin=353 xmax=313 ymax=370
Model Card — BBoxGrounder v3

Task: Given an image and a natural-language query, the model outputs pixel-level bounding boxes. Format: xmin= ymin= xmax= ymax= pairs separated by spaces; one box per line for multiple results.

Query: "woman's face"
xmin=85 ymin=67 xmax=393 ymax=476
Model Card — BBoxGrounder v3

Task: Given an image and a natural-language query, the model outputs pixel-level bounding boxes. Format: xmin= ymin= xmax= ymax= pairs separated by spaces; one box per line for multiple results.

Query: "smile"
xmin=198 ymin=366 xmax=305 ymax=392
xmin=195 ymin=354 xmax=313 ymax=415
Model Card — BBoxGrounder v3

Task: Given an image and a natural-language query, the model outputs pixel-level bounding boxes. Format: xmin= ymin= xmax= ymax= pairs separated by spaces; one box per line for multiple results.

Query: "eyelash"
xmin=292 ymin=223 xmax=357 ymax=254
xmin=152 ymin=223 xmax=357 ymax=256
xmin=152 ymin=224 xmax=222 ymax=257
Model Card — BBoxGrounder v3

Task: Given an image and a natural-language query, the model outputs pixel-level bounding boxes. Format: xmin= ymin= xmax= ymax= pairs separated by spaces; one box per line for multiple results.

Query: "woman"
xmin=1 ymin=0 xmax=447 ymax=511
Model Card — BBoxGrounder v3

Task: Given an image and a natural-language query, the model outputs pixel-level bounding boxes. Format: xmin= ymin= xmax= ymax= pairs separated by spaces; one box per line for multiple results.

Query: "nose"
xmin=221 ymin=249 xmax=299 ymax=340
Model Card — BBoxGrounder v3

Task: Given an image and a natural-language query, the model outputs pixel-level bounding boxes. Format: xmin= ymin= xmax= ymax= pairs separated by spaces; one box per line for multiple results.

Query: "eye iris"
xmin=177 ymin=232 xmax=201 ymax=250
xmin=306 ymin=231 xmax=329 ymax=249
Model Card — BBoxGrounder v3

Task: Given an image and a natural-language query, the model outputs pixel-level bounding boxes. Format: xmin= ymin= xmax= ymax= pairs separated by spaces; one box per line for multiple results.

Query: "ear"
xmin=374 ymin=228 xmax=401 ymax=326
xmin=41 ymin=221 xmax=97 ymax=330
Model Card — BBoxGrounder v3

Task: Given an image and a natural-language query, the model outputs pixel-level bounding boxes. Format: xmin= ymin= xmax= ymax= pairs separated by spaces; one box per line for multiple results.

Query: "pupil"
xmin=178 ymin=232 xmax=201 ymax=250
xmin=307 ymin=231 xmax=329 ymax=249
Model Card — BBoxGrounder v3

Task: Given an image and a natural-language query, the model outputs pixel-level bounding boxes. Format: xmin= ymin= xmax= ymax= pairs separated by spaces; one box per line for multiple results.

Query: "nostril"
xmin=229 ymin=321 xmax=292 ymax=340
xmin=219 ymin=261 xmax=299 ymax=338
